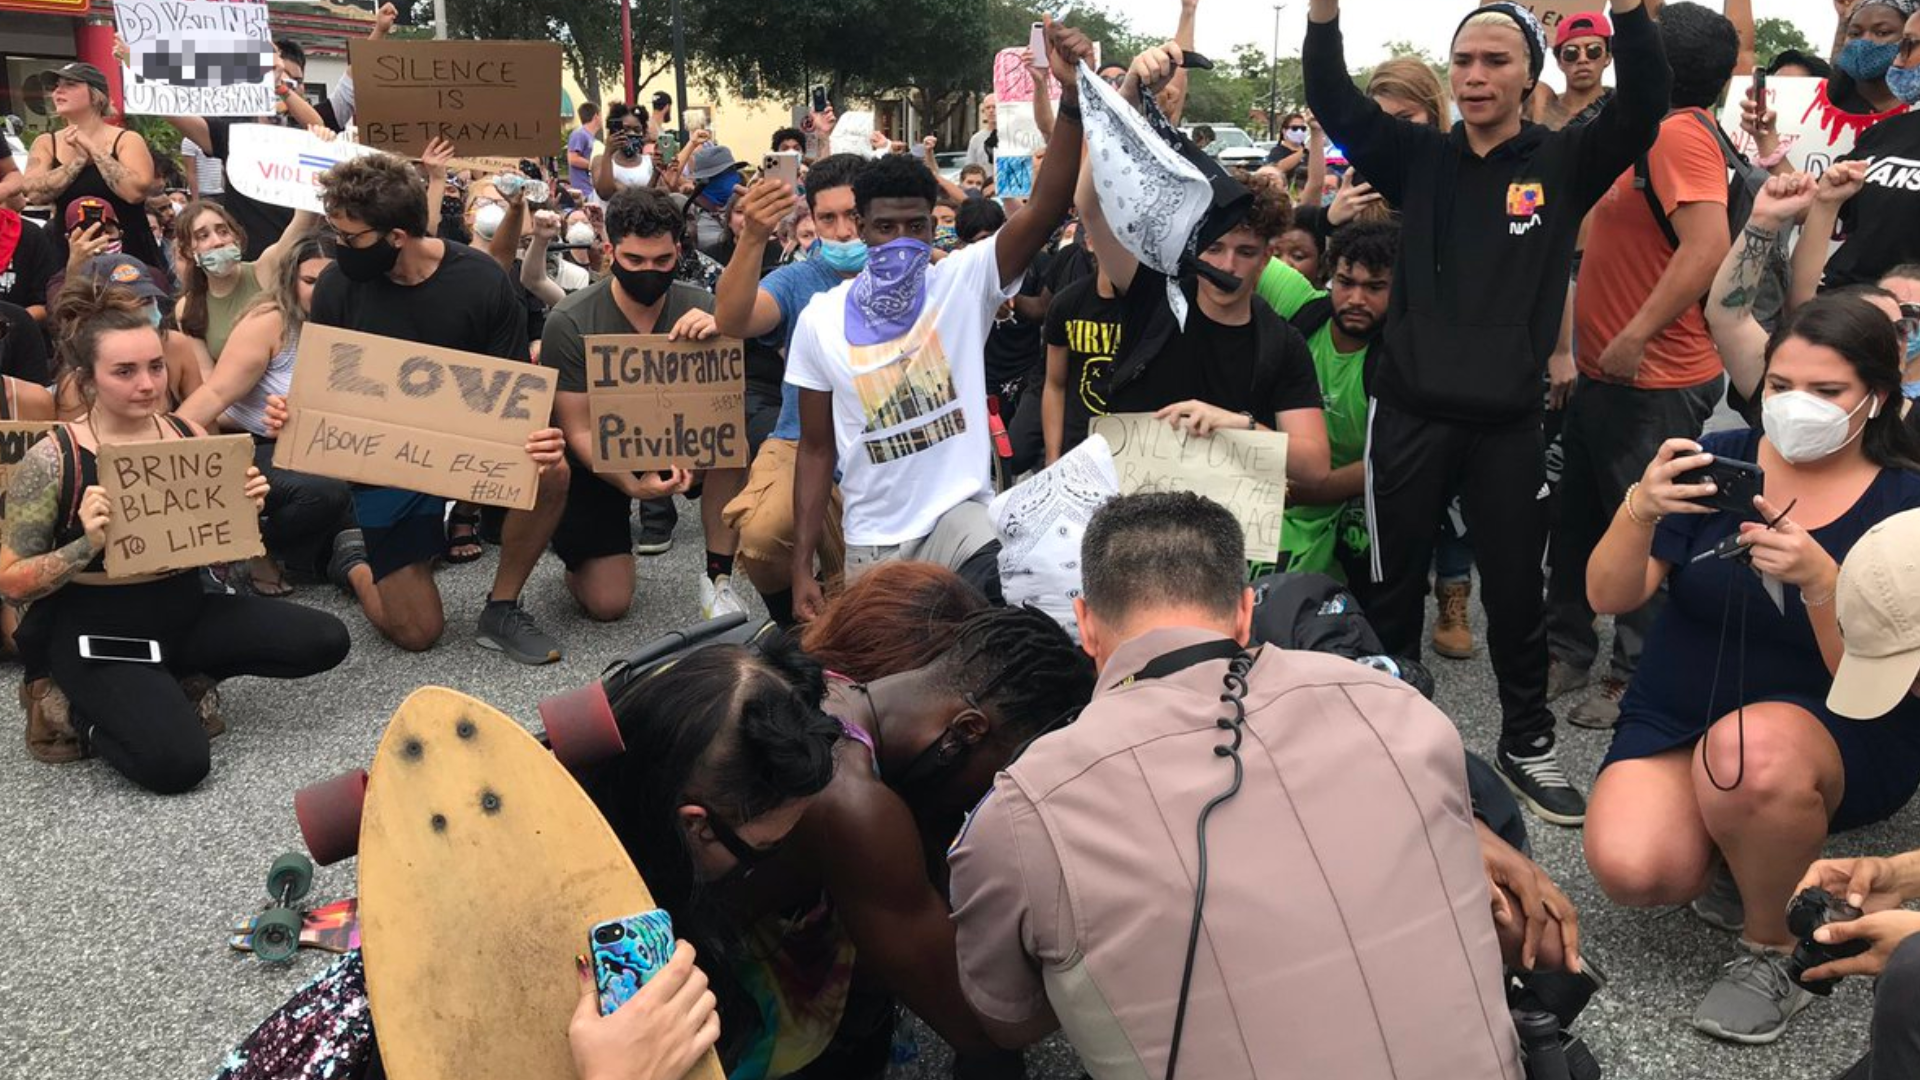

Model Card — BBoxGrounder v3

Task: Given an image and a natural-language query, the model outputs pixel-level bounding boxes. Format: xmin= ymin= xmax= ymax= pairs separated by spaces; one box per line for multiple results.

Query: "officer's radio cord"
xmin=1165 ymin=651 xmax=1256 ymax=1080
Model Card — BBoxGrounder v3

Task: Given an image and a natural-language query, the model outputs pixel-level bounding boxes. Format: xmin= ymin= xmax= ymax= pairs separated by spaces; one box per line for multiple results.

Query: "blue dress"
xmin=1602 ymin=429 xmax=1920 ymax=830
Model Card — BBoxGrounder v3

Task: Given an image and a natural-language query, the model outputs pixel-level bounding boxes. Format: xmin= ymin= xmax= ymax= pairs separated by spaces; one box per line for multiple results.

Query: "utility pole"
xmin=434 ymin=0 xmax=447 ymax=39
xmin=621 ymin=0 xmax=635 ymax=106
xmin=671 ymin=0 xmax=690 ymax=138
xmin=1267 ymin=4 xmax=1284 ymax=140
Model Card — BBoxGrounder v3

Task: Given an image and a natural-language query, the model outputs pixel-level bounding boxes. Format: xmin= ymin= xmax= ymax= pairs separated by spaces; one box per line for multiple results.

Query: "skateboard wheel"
xmin=266 ymin=852 xmax=314 ymax=903
xmin=539 ymin=681 xmax=625 ymax=771
xmin=252 ymin=906 xmax=301 ymax=964
xmin=294 ymin=769 xmax=368 ymax=866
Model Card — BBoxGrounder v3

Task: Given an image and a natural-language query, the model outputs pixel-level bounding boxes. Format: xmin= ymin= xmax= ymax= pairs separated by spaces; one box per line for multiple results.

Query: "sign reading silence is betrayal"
xmin=100 ymin=435 xmax=263 ymax=578
xmin=349 ymin=39 xmax=562 ymax=159
xmin=586 ymin=335 xmax=747 ymax=472
xmin=1090 ymin=414 xmax=1289 ymax=564
xmin=117 ymin=0 xmax=275 ymax=116
xmin=275 ymin=325 xmax=558 ymax=510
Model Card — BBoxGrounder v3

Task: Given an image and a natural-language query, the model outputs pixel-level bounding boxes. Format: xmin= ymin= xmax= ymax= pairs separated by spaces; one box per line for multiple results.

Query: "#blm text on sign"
xmin=276 ymin=325 xmax=558 ymax=510
xmin=0 ymin=422 xmax=56 ymax=528
xmin=1090 ymin=413 xmax=1290 ymax=564
xmin=350 ymin=39 xmax=562 ymax=159
xmin=586 ymin=334 xmax=748 ymax=472
xmin=100 ymin=434 xmax=262 ymax=578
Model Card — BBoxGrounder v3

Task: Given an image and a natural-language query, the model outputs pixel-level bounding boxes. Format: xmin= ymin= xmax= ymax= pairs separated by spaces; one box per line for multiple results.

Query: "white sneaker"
xmin=701 ymin=574 xmax=746 ymax=620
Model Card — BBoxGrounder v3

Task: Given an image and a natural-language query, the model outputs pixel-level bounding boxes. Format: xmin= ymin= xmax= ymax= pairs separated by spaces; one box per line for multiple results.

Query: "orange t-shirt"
xmin=1576 ymin=109 xmax=1729 ymax=390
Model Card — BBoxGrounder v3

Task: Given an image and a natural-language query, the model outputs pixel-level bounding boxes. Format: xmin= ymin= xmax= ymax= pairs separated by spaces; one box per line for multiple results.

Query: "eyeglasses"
xmin=1899 ymin=303 xmax=1920 ymax=346
xmin=696 ymin=805 xmax=781 ymax=868
xmin=1559 ymin=43 xmax=1607 ymax=63
xmin=320 ymin=224 xmax=381 ymax=249
xmin=1900 ymin=36 xmax=1920 ymax=59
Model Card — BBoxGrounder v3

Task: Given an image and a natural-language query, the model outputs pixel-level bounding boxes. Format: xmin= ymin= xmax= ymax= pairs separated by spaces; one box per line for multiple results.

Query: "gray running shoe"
xmin=1547 ymin=658 xmax=1590 ymax=702
xmin=1691 ymin=857 xmax=1746 ymax=934
xmin=1692 ymin=950 xmax=1812 ymax=1045
xmin=1569 ymin=677 xmax=1627 ymax=730
xmin=476 ymin=601 xmax=562 ymax=665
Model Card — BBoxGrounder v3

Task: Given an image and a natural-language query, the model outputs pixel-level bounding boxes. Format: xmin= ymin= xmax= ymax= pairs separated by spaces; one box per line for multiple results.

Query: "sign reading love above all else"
xmin=276 ymin=324 xmax=558 ymax=511
xmin=586 ymin=335 xmax=748 ymax=472
xmin=349 ymin=39 xmax=562 ymax=158
xmin=99 ymin=435 xmax=263 ymax=578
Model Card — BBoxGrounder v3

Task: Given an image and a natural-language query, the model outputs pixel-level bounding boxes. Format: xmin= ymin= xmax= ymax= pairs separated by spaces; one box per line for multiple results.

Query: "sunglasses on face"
xmin=1286 ymin=126 xmax=1309 ymax=134
xmin=1559 ymin=43 xmax=1607 ymax=63
xmin=697 ymin=805 xmax=780 ymax=867
xmin=1901 ymin=36 xmax=1920 ymax=59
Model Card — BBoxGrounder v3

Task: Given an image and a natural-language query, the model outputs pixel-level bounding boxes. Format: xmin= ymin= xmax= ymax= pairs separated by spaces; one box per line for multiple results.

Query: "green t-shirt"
xmin=1280 ymin=319 xmax=1371 ymax=579
xmin=1256 ymin=259 xmax=1323 ymax=321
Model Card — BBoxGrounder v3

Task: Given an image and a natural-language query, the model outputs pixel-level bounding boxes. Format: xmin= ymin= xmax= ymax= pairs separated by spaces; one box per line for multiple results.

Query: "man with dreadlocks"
xmin=712 ymin=599 xmax=1095 ymax=1080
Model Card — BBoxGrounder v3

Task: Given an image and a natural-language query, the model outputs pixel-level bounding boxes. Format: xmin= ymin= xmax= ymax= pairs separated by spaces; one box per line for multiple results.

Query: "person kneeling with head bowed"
xmin=1 ymin=277 xmax=350 ymax=791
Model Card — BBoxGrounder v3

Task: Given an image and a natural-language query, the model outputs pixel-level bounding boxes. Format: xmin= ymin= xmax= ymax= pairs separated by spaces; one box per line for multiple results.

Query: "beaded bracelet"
xmin=1623 ymin=482 xmax=1663 ymax=527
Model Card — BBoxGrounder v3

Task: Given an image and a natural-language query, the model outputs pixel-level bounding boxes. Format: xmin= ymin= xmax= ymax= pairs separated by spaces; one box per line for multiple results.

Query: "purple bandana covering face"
xmin=847 ymin=238 xmax=933 ymax=346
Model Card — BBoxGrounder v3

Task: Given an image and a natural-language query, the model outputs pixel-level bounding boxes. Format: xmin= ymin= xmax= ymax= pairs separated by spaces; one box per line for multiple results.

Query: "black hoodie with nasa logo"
xmin=1304 ymin=6 xmax=1669 ymax=426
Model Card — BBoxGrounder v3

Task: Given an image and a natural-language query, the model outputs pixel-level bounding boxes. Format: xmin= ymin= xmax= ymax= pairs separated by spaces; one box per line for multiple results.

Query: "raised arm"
xmin=1792 ymin=160 xmax=1864 ymax=312
xmin=918 ymin=137 xmax=971 ymax=204
xmin=714 ymin=179 xmax=794 ymax=340
xmin=1707 ymin=174 xmax=1813 ymax=398
xmin=1726 ymin=0 xmax=1758 ymax=75
xmin=995 ymin=17 xmax=1091 ymax=290
xmin=1300 ymin=110 xmax=1328 ymax=213
xmin=1302 ymin=2 xmax=1435 ymax=207
xmin=1568 ymin=2 xmax=1670 ymax=204
xmin=520 ymin=210 xmax=566 ymax=307
xmin=1075 ymin=157 xmax=1139 ymax=294
xmin=1031 ymin=57 xmax=1056 ymax=142
xmin=1159 ymin=0 xmax=1200 ymax=125
xmin=487 ymin=189 xmax=527 ymax=272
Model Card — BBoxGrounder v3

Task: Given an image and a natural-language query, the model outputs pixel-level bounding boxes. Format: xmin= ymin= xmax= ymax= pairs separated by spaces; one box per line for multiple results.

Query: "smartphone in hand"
xmin=811 ymin=85 xmax=829 ymax=114
xmin=589 ymin=909 xmax=675 ymax=1016
xmin=1029 ymin=21 xmax=1047 ymax=68
xmin=1677 ymin=456 xmax=1765 ymax=516
xmin=763 ymin=151 xmax=801 ymax=186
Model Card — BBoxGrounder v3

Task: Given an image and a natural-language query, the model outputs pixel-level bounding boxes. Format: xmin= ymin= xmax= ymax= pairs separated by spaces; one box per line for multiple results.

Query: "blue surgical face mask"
xmin=1887 ymin=60 xmax=1920 ymax=104
xmin=816 ymin=236 xmax=869 ymax=273
xmin=1839 ymin=38 xmax=1901 ymax=83
xmin=146 ymin=303 xmax=164 ymax=329
xmin=1903 ymin=379 xmax=1920 ymax=400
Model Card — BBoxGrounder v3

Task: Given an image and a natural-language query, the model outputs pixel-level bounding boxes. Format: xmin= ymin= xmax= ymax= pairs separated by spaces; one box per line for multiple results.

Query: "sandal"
xmin=445 ymin=509 xmax=485 ymax=565
xmin=247 ymin=557 xmax=294 ymax=598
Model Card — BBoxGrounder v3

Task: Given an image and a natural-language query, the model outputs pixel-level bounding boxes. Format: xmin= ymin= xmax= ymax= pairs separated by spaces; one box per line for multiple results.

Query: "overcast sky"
xmin=1097 ymin=0 xmax=1839 ymax=89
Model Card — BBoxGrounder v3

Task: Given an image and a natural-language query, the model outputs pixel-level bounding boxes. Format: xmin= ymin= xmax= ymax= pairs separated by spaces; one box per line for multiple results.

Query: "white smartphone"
xmin=762 ymin=150 xmax=800 ymax=186
xmin=78 ymin=635 xmax=162 ymax=664
xmin=1029 ymin=22 xmax=1047 ymax=68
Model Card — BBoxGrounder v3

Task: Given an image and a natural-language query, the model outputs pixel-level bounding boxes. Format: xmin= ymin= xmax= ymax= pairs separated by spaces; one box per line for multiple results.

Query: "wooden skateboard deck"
xmin=229 ymin=898 xmax=361 ymax=954
xmin=358 ymin=687 xmax=724 ymax=1080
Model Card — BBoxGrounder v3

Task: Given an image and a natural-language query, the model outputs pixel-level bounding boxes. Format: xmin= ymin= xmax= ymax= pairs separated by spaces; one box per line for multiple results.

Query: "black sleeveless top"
xmin=51 ymin=414 xmax=194 ymax=572
xmin=48 ymin=128 xmax=165 ymax=270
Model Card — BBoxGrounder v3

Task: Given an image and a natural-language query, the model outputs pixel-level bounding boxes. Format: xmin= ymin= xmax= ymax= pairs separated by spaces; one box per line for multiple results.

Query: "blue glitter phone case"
xmin=589 ymin=909 xmax=675 ymax=1016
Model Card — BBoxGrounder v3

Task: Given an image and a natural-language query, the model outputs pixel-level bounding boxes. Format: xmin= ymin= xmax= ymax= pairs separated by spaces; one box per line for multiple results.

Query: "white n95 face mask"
xmin=473 ymin=202 xmax=507 ymax=240
xmin=565 ymin=222 xmax=596 ymax=246
xmin=1762 ymin=389 xmax=1878 ymax=464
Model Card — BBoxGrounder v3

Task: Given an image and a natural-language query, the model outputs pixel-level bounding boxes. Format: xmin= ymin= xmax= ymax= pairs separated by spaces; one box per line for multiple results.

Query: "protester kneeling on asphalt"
xmin=1583 ymin=293 xmax=1920 ymax=1044
xmin=1 ymin=277 xmax=350 ymax=792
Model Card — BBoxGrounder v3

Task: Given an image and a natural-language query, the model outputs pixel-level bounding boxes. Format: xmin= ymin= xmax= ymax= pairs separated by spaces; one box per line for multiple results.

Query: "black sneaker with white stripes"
xmin=1496 ymin=739 xmax=1587 ymax=826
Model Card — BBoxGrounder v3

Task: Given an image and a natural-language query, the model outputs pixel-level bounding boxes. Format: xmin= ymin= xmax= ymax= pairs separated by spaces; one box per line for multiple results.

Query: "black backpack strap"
xmin=161 ymin=413 xmax=195 ymax=438
xmin=1289 ymin=296 xmax=1336 ymax=338
xmin=1634 ymin=155 xmax=1682 ymax=250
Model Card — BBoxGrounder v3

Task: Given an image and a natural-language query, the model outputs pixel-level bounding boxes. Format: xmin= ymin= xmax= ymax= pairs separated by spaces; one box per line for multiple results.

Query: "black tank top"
xmin=49 ymin=129 xmax=165 ymax=270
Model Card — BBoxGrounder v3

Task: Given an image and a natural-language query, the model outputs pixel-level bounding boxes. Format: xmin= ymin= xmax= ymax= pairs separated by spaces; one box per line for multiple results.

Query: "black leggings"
xmin=28 ymin=574 xmax=350 ymax=793
xmin=255 ymin=438 xmax=353 ymax=576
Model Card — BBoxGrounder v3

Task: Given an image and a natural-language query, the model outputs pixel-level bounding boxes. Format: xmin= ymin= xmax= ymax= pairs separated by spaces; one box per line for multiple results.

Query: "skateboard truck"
xmin=245 ymin=852 xmax=315 ymax=964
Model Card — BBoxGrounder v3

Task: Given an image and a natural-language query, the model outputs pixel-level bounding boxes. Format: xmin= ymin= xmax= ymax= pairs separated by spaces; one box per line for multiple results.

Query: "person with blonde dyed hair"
xmin=20 ymin=62 xmax=162 ymax=273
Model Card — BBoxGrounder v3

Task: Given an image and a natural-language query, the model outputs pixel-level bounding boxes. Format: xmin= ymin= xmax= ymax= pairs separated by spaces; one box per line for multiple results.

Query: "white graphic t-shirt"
xmin=785 ymin=235 xmax=1018 ymax=547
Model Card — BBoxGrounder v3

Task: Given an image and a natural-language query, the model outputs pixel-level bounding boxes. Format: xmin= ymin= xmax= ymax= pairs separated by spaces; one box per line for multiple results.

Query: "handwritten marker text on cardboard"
xmin=101 ymin=435 xmax=263 ymax=578
xmin=586 ymin=335 xmax=748 ymax=472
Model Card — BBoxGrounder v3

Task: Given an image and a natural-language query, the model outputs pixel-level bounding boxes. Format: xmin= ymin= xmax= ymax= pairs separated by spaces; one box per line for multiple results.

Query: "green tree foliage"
xmin=1753 ymin=16 xmax=1815 ymax=69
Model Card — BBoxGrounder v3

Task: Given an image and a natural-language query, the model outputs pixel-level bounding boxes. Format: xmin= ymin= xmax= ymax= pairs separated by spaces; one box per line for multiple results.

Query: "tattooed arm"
xmin=20 ymin=132 xmax=84 ymax=203
xmin=1704 ymin=222 xmax=1778 ymax=400
xmin=0 ymin=440 xmax=99 ymax=602
xmin=83 ymin=127 xmax=157 ymax=205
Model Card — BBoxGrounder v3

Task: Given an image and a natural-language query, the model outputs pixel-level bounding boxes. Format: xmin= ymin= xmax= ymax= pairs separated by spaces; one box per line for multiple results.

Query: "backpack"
xmin=1634 ymin=108 xmax=1791 ymax=330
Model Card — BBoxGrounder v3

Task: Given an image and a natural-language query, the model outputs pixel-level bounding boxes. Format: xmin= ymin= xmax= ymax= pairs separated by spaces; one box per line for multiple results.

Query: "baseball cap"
xmin=51 ymin=61 xmax=108 ymax=96
xmin=687 ymin=143 xmax=741 ymax=183
xmin=1828 ymin=508 xmax=1920 ymax=719
xmin=1554 ymin=11 xmax=1614 ymax=50
xmin=77 ymin=254 xmax=170 ymax=303
xmin=63 ymin=196 xmax=120 ymax=231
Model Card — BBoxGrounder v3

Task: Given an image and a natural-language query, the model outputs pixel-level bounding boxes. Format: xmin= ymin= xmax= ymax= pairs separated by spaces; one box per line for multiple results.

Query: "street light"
xmin=1267 ymin=4 xmax=1284 ymax=141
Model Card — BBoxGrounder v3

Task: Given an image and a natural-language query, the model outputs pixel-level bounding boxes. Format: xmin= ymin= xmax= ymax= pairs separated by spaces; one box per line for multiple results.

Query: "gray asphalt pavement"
xmin=0 ymin=499 xmax=1911 ymax=1080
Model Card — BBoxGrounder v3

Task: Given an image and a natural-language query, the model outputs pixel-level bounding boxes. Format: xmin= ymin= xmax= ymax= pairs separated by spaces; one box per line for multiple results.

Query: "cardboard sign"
xmin=1091 ymin=414 xmax=1290 ymax=563
xmin=350 ymin=39 xmax=562 ymax=159
xmin=275 ymin=325 xmax=557 ymax=510
xmin=1481 ymin=0 xmax=1586 ymax=32
xmin=117 ymin=0 xmax=274 ymax=116
xmin=585 ymin=335 xmax=747 ymax=472
xmin=0 ymin=421 xmax=56 ymax=527
xmin=1721 ymin=76 xmax=1861 ymax=179
xmin=225 ymin=123 xmax=386 ymax=212
xmin=100 ymin=435 xmax=262 ymax=577
xmin=994 ymin=46 xmax=1062 ymax=155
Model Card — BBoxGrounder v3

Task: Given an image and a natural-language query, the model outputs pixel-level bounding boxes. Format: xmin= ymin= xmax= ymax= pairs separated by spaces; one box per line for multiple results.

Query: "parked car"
xmin=1180 ymin=123 xmax=1265 ymax=168
xmin=936 ymin=150 xmax=968 ymax=182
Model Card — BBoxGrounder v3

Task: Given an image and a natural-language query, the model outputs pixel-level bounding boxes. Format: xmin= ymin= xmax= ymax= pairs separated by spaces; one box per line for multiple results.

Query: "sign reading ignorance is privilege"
xmin=586 ymin=335 xmax=747 ymax=472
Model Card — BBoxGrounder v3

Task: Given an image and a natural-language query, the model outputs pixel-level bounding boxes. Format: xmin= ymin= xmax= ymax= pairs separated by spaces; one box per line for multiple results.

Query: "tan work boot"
xmin=22 ymin=677 xmax=84 ymax=764
xmin=179 ymin=675 xmax=225 ymax=739
xmin=1432 ymin=579 xmax=1475 ymax=659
